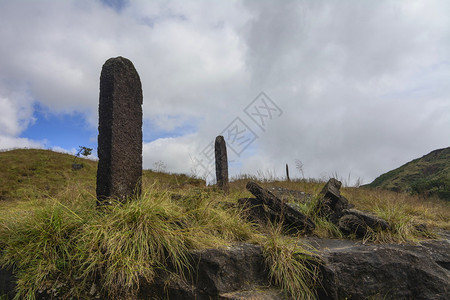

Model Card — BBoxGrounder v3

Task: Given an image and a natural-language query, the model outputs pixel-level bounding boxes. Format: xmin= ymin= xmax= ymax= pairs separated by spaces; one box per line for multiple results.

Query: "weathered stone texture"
xmin=245 ymin=181 xmax=316 ymax=233
xmin=215 ymin=135 xmax=229 ymax=194
xmin=315 ymin=178 xmax=350 ymax=223
xmin=96 ymin=56 xmax=143 ymax=203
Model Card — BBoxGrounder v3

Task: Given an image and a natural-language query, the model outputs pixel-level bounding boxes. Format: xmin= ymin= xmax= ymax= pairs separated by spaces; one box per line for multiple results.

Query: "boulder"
xmin=142 ymin=243 xmax=269 ymax=299
xmin=190 ymin=244 xmax=269 ymax=295
xmin=338 ymin=214 xmax=367 ymax=237
xmin=338 ymin=209 xmax=390 ymax=237
xmin=317 ymin=239 xmax=450 ymax=299
xmin=245 ymin=181 xmax=315 ymax=233
xmin=238 ymin=198 xmax=267 ymax=223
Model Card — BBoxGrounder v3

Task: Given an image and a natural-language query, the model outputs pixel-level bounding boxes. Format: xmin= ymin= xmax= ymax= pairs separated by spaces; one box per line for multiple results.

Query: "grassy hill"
xmin=0 ymin=149 xmax=204 ymax=202
xmin=364 ymin=147 xmax=450 ymax=200
xmin=0 ymin=148 xmax=449 ymax=299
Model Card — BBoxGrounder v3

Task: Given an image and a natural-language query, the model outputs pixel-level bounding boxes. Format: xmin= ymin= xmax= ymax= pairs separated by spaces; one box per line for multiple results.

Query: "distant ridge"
xmin=364 ymin=147 xmax=450 ymax=200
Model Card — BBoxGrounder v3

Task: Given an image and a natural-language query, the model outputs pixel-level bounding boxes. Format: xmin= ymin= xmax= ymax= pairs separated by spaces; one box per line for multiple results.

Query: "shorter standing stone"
xmin=215 ymin=135 xmax=229 ymax=194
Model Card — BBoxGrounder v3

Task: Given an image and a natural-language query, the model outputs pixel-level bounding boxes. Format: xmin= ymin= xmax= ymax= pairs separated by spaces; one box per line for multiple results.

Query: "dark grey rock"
xmin=96 ymin=57 xmax=143 ymax=204
xmin=0 ymin=267 xmax=15 ymax=299
xmin=190 ymin=244 xmax=268 ymax=295
xmin=340 ymin=209 xmax=390 ymax=237
xmin=71 ymin=163 xmax=83 ymax=170
xmin=140 ymin=244 xmax=269 ymax=300
xmin=215 ymin=135 xmax=229 ymax=194
xmin=246 ymin=181 xmax=315 ymax=233
xmin=316 ymin=178 xmax=350 ymax=224
xmin=219 ymin=288 xmax=286 ymax=299
xmin=238 ymin=197 xmax=267 ymax=223
xmin=338 ymin=214 xmax=367 ymax=237
xmin=318 ymin=240 xmax=450 ymax=300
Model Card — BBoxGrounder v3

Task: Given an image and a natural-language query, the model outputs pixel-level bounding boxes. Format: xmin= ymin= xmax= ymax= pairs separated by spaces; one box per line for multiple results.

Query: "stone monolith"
xmin=215 ymin=135 xmax=229 ymax=194
xmin=96 ymin=56 xmax=143 ymax=204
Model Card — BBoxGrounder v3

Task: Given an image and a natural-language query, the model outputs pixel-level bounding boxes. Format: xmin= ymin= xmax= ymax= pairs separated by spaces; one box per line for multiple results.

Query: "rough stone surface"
xmin=215 ymin=135 xmax=229 ymax=194
xmin=96 ymin=56 xmax=143 ymax=204
xmin=0 ymin=267 xmax=15 ymax=299
xmin=246 ymin=181 xmax=315 ymax=233
xmin=238 ymin=197 xmax=267 ymax=223
xmin=219 ymin=288 xmax=285 ymax=299
xmin=338 ymin=214 xmax=367 ymax=237
xmin=190 ymin=244 xmax=268 ymax=295
xmin=342 ymin=209 xmax=390 ymax=230
xmin=316 ymin=178 xmax=350 ymax=224
xmin=338 ymin=208 xmax=390 ymax=237
xmin=142 ymin=244 xmax=269 ymax=299
xmin=317 ymin=239 xmax=450 ymax=300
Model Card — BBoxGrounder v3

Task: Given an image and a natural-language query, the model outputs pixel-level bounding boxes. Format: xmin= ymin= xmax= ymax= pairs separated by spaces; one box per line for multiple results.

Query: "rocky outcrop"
xmin=2 ymin=239 xmax=449 ymax=299
xmin=141 ymin=243 xmax=274 ymax=300
xmin=147 ymin=238 xmax=450 ymax=300
xmin=316 ymin=239 xmax=450 ymax=300
xmin=315 ymin=179 xmax=391 ymax=237
xmin=245 ymin=181 xmax=315 ymax=233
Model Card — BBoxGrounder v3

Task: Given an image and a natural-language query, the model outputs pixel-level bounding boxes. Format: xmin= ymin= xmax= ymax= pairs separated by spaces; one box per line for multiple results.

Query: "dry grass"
xmin=1 ymin=149 xmax=449 ymax=299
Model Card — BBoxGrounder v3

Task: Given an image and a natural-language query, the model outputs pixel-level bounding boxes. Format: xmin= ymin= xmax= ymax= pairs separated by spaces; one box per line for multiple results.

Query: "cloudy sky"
xmin=1 ymin=0 xmax=449 ymax=185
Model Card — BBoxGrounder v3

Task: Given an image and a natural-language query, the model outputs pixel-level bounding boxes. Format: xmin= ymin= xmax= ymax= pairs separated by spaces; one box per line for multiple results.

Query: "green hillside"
xmin=0 ymin=149 xmax=204 ymax=202
xmin=365 ymin=147 xmax=450 ymax=200
xmin=0 ymin=149 xmax=97 ymax=201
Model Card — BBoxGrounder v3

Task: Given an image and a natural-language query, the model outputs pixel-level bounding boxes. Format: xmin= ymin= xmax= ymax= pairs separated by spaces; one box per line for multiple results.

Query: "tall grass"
xmin=0 ymin=184 xmax=254 ymax=299
xmin=1 ymin=156 xmax=449 ymax=299
xmin=261 ymin=224 xmax=320 ymax=300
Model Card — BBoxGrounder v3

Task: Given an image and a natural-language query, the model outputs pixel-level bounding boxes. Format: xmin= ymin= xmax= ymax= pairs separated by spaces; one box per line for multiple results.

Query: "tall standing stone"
xmin=286 ymin=163 xmax=290 ymax=181
xmin=96 ymin=57 xmax=143 ymax=204
xmin=215 ymin=135 xmax=229 ymax=194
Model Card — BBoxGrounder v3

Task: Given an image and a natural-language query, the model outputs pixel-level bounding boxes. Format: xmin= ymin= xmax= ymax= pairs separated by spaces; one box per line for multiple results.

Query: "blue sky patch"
xmin=20 ymin=104 xmax=97 ymax=152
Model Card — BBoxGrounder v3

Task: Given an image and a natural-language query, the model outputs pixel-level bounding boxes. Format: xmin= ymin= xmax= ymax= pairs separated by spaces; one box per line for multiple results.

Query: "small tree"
xmin=76 ymin=146 xmax=93 ymax=158
xmin=73 ymin=146 xmax=93 ymax=169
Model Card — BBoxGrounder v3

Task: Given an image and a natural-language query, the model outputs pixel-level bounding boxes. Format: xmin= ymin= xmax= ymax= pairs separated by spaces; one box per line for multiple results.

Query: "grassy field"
xmin=0 ymin=149 xmax=449 ymax=299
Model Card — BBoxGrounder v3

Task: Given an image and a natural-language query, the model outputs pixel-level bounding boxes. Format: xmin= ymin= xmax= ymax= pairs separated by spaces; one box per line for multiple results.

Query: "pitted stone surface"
xmin=96 ymin=56 xmax=143 ymax=203
xmin=215 ymin=135 xmax=229 ymax=194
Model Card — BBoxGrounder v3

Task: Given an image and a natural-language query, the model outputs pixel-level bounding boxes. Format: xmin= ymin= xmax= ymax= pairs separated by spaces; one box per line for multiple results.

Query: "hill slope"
xmin=0 ymin=149 xmax=97 ymax=201
xmin=365 ymin=147 xmax=450 ymax=200
xmin=0 ymin=149 xmax=204 ymax=201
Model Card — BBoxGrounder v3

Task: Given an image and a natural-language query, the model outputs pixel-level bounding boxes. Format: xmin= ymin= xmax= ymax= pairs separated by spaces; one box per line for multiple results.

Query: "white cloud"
xmin=0 ymin=0 xmax=449 ymax=184
xmin=0 ymin=89 xmax=35 ymax=140
xmin=143 ymin=135 xmax=199 ymax=173
xmin=0 ymin=135 xmax=43 ymax=150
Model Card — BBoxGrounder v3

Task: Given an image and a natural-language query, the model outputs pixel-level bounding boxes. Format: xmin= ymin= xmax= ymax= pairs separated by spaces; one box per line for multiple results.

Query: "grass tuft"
xmin=0 ymin=184 xmax=254 ymax=299
xmin=261 ymin=224 xmax=320 ymax=300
